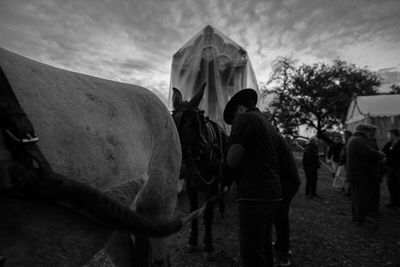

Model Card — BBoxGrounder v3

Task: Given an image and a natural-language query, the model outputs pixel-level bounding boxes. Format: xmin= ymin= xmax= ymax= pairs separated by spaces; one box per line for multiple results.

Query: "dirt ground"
xmin=169 ymin=161 xmax=400 ymax=267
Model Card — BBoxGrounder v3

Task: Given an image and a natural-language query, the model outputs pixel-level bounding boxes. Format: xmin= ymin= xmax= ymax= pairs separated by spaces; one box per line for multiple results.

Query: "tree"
xmin=261 ymin=58 xmax=382 ymax=136
xmin=260 ymin=57 xmax=303 ymax=137
xmin=388 ymin=84 xmax=400 ymax=94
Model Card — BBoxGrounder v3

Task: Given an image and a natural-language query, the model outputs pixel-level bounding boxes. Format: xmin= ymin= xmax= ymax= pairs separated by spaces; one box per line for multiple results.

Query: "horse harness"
xmin=0 ymin=67 xmax=55 ymax=193
xmin=173 ymin=108 xmax=224 ymax=186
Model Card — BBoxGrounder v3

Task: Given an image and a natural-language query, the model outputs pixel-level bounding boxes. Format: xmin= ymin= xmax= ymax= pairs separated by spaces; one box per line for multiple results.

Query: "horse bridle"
xmin=173 ymin=108 xmax=207 ymax=159
xmin=173 ymin=108 xmax=217 ymax=185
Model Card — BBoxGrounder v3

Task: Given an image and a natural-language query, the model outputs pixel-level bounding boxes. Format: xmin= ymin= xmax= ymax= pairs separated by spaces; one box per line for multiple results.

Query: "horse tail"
xmin=9 ymin=162 xmax=183 ymax=238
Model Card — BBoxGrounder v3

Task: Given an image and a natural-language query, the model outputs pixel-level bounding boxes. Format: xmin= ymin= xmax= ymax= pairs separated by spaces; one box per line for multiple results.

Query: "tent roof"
xmin=346 ymin=94 xmax=400 ymax=124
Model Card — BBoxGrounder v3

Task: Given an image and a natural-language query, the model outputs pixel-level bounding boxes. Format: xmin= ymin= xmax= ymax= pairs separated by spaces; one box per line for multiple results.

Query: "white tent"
xmin=346 ymin=95 xmax=400 ymax=148
xmin=168 ymin=25 xmax=259 ymax=132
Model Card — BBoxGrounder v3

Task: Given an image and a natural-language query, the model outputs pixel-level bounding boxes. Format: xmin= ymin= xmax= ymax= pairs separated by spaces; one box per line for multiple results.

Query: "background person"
xmin=327 ymin=135 xmax=344 ymax=175
xmin=302 ymin=137 xmax=320 ymax=198
xmin=382 ymin=128 xmax=400 ymax=210
xmin=346 ymin=123 xmax=385 ymax=225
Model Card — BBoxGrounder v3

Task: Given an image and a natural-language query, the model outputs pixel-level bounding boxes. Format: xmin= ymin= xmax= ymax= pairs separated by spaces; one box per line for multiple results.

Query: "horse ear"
xmin=188 ymin=83 xmax=206 ymax=109
xmin=172 ymin=87 xmax=182 ymax=109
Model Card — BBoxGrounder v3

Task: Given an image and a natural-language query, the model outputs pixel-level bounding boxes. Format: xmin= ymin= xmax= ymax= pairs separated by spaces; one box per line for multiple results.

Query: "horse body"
xmin=0 ymin=48 xmax=181 ymax=266
xmin=172 ymin=85 xmax=227 ymax=256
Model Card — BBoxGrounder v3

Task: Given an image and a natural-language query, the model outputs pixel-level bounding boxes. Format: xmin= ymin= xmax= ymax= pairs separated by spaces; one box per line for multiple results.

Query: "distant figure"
xmin=368 ymin=133 xmax=384 ymax=217
xmin=327 ymin=135 xmax=344 ymax=175
xmin=338 ymin=130 xmax=353 ymax=195
xmin=382 ymin=128 xmax=400 ymax=210
xmin=302 ymin=137 xmax=320 ymax=198
xmin=347 ymin=123 xmax=385 ymax=225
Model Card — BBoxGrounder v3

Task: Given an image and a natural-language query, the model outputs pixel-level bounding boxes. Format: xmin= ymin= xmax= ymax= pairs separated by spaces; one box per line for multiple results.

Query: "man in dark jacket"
xmin=222 ymin=89 xmax=282 ymax=267
xmin=273 ymin=136 xmax=300 ymax=266
xmin=303 ymin=137 xmax=320 ymax=198
xmin=347 ymin=123 xmax=385 ymax=225
xmin=382 ymin=128 xmax=400 ymax=209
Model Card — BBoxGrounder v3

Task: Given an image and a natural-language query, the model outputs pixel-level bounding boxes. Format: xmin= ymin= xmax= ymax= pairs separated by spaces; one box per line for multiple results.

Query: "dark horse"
xmin=172 ymin=84 xmax=227 ymax=258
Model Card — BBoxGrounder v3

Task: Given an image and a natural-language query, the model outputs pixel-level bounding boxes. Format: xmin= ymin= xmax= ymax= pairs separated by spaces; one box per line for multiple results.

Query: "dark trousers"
xmin=351 ymin=183 xmax=370 ymax=223
xmin=238 ymin=201 xmax=280 ymax=267
xmin=304 ymin=168 xmax=318 ymax=196
xmin=368 ymin=182 xmax=380 ymax=214
xmin=274 ymin=191 xmax=296 ymax=253
xmin=387 ymin=169 xmax=400 ymax=207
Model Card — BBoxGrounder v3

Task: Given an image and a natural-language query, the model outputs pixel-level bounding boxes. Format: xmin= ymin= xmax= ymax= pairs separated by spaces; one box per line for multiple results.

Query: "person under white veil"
xmin=169 ymin=25 xmax=258 ymax=133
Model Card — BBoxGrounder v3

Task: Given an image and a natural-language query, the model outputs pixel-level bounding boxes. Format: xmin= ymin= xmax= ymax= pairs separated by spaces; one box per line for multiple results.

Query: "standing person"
xmin=339 ymin=131 xmax=353 ymax=195
xmin=347 ymin=124 xmax=385 ymax=225
xmin=368 ymin=134 xmax=384 ymax=217
xmin=222 ymin=89 xmax=282 ymax=267
xmin=327 ymin=135 xmax=344 ymax=175
xmin=274 ymin=136 xmax=300 ymax=266
xmin=303 ymin=137 xmax=320 ymax=198
xmin=382 ymin=128 xmax=400 ymax=210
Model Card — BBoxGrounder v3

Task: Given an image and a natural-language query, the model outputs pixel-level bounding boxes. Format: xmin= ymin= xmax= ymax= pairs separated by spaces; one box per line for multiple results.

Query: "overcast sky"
xmin=1 ymin=0 xmax=400 ymax=101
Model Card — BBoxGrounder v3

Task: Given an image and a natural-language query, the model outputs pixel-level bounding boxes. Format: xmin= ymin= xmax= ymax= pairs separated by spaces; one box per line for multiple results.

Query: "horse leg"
xmin=219 ymin=182 xmax=226 ymax=218
xmin=132 ymin=206 xmax=152 ymax=267
xmin=203 ymin=182 xmax=218 ymax=259
xmin=132 ymin=158 xmax=179 ymax=266
xmin=186 ymin=184 xmax=199 ymax=252
xmin=219 ymin=197 xmax=225 ymax=218
xmin=203 ymin=200 xmax=215 ymax=254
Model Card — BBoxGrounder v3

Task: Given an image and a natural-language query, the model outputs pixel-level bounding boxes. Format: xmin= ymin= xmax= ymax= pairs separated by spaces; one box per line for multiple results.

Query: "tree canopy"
xmin=261 ymin=57 xmax=382 ymax=137
xmin=387 ymin=84 xmax=400 ymax=94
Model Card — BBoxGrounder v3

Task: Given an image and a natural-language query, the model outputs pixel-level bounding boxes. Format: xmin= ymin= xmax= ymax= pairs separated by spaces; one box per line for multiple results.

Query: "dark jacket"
xmin=346 ymin=132 xmax=384 ymax=184
xmin=277 ymin=135 xmax=301 ymax=199
xmin=225 ymin=109 xmax=282 ymax=201
xmin=339 ymin=145 xmax=347 ymax=166
xmin=383 ymin=140 xmax=400 ymax=171
xmin=302 ymin=143 xmax=319 ymax=170
xmin=328 ymin=143 xmax=343 ymax=163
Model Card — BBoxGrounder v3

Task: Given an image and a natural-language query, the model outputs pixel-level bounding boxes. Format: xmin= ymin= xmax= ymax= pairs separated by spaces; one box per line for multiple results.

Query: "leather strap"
xmin=0 ymin=67 xmax=52 ymax=177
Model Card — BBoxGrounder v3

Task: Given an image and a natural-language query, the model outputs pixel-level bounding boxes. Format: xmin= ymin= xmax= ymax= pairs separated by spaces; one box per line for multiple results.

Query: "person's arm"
xmin=222 ymin=145 xmax=245 ymax=188
xmin=327 ymin=145 xmax=333 ymax=160
xmin=317 ymin=131 xmax=333 ymax=145
xmin=315 ymin=146 xmax=320 ymax=168
xmin=222 ymin=113 xmax=254 ymax=187
xmin=278 ymin=135 xmax=300 ymax=194
xmin=227 ymin=113 xmax=254 ymax=166
xmin=356 ymin=139 xmax=384 ymax=162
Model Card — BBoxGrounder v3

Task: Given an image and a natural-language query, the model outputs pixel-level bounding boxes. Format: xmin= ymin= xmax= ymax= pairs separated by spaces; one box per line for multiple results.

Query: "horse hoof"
xmin=186 ymin=244 xmax=198 ymax=253
xmin=204 ymin=251 xmax=215 ymax=261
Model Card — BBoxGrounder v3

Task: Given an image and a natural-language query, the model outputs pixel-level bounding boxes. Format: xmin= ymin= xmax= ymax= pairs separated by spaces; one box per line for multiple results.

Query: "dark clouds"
xmin=0 ymin=0 xmax=399 ymax=100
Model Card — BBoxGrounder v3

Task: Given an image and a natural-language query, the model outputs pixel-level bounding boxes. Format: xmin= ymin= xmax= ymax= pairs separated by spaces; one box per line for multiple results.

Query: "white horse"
xmin=0 ymin=48 xmax=181 ymax=266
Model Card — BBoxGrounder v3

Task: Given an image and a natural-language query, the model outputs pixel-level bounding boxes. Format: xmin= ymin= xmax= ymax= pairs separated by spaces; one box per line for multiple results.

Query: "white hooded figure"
xmin=169 ymin=25 xmax=259 ymax=133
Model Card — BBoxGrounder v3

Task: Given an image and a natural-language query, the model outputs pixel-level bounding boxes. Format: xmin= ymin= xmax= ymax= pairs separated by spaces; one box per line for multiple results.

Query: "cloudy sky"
xmin=1 ymin=0 xmax=400 ymax=102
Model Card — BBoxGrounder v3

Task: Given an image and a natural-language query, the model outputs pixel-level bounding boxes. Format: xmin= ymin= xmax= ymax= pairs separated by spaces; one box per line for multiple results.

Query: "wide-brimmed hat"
xmin=223 ymin=89 xmax=258 ymax=125
xmin=355 ymin=123 xmax=377 ymax=132
xmin=388 ymin=128 xmax=400 ymax=137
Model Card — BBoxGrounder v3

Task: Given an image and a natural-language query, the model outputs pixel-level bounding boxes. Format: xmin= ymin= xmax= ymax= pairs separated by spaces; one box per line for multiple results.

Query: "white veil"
xmin=168 ymin=25 xmax=259 ymax=133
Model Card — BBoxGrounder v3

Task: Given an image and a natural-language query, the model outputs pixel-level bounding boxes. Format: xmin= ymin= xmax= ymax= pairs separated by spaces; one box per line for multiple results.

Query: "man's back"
xmin=347 ymin=132 xmax=382 ymax=183
xmin=229 ymin=109 xmax=282 ymax=201
xmin=302 ymin=143 xmax=318 ymax=170
xmin=383 ymin=140 xmax=400 ymax=170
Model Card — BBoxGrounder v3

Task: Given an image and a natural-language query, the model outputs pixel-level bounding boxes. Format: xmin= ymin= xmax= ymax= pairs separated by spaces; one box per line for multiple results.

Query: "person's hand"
xmin=182 ymin=202 xmax=206 ymax=225
xmin=377 ymin=151 xmax=385 ymax=159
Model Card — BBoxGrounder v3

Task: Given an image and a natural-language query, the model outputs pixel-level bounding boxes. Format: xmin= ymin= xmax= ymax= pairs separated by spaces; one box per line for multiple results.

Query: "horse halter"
xmin=172 ymin=108 xmax=207 ymax=159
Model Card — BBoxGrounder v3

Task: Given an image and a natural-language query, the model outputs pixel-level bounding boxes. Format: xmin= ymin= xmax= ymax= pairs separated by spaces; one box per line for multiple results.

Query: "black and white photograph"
xmin=0 ymin=0 xmax=400 ymax=266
